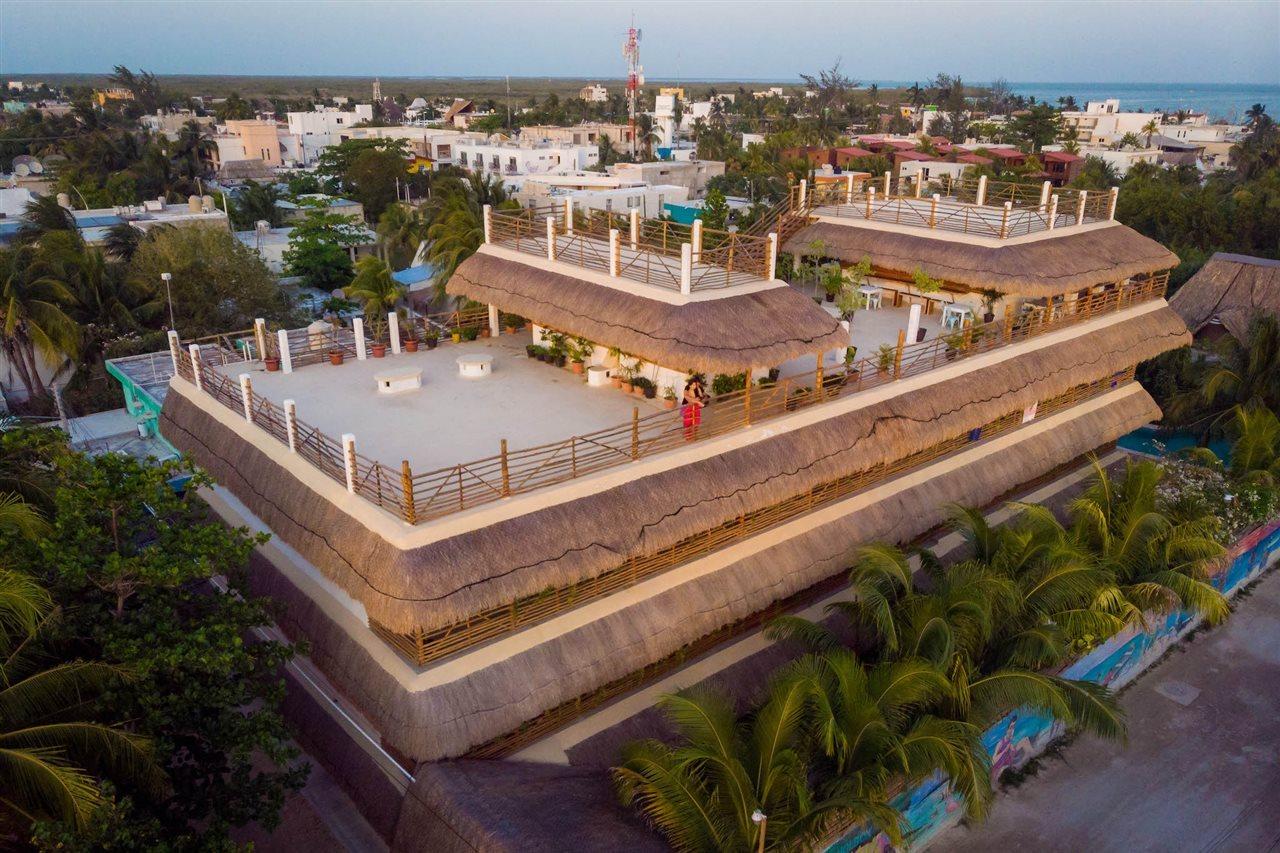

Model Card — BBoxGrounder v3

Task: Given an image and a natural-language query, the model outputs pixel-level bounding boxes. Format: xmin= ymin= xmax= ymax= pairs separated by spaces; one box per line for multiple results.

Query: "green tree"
xmin=699 ymin=188 xmax=730 ymax=231
xmin=282 ymin=207 xmax=368 ymax=292
xmin=214 ymin=92 xmax=254 ymax=122
xmin=344 ymin=255 xmax=406 ymax=341
xmin=1009 ymin=104 xmax=1064 ymax=152
xmin=1229 ymin=405 xmax=1280 ymax=484
xmin=376 ymin=202 xmax=427 ymax=269
xmin=346 ymin=146 xmax=408 ymax=222
xmin=0 ymin=242 xmax=81 ymax=401
xmin=232 ymin=179 xmax=283 ymax=230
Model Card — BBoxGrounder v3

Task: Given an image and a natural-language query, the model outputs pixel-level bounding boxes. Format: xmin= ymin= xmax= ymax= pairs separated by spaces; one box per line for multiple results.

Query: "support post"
xmin=499 ymin=439 xmax=510 ymax=496
xmin=930 ymin=194 xmax=940 ymax=228
xmin=1077 ymin=190 xmax=1088 ymax=225
xmin=284 ymin=399 xmax=298 ymax=452
xmin=631 ymin=407 xmax=640 ymax=460
xmin=401 ymin=460 xmax=416 ymax=524
xmin=814 ymin=359 xmax=824 ymax=402
xmin=691 ymin=219 xmax=703 ymax=264
xmin=629 ymin=207 xmax=639 ymax=250
xmin=487 ymin=304 xmax=500 ymax=337
xmin=482 ymin=204 xmax=492 ymax=244
xmin=976 ymin=174 xmax=988 ymax=206
xmin=906 ymin=303 xmax=922 ymax=345
xmin=253 ymin=318 xmax=267 ymax=361
xmin=1002 ymin=303 xmax=1014 ymax=342
xmin=167 ymin=330 xmax=181 ymax=374
xmin=914 ymin=174 xmax=924 ymax=198
xmin=844 ymin=172 xmax=855 ymax=204
xmin=388 ymin=312 xmax=401 ymax=354
xmin=865 ymin=186 xmax=875 ymax=219
xmin=188 ymin=344 xmax=203 ymax=391
xmin=680 ymin=243 xmax=692 ymax=294
xmin=999 ymin=201 xmax=1012 ymax=239
xmin=797 ymin=179 xmax=807 ymax=210
xmin=743 ymin=368 xmax=753 ymax=426
xmin=564 ymin=198 xmax=574 ymax=234
xmin=353 ymin=317 xmax=367 ymax=360
xmin=277 ymin=329 xmax=292 ymax=374
xmin=239 ymin=373 xmax=253 ymax=422
xmin=766 ymin=232 xmax=779 ymax=281
xmin=1108 ymin=186 xmax=1119 ymax=220
xmin=883 ymin=170 xmax=891 ymax=196
xmin=609 ymin=228 xmax=620 ymax=276
xmin=546 ymin=216 xmax=556 ymax=261
xmin=342 ymin=434 xmax=357 ymax=494
xmin=893 ymin=329 xmax=906 ymax=378
xmin=1039 ymin=180 xmax=1052 ymax=211
xmin=1048 ymin=194 xmax=1060 ymax=229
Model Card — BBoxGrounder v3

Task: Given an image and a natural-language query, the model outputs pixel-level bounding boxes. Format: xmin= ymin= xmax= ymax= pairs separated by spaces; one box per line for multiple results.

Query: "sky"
xmin=1 ymin=0 xmax=1277 ymax=84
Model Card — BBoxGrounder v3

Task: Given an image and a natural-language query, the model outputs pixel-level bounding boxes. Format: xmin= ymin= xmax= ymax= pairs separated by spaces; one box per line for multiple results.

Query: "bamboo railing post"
xmin=631 ymin=408 xmax=640 ymax=460
xmin=401 ymin=460 xmax=416 ymax=523
xmin=187 ymin=344 xmax=204 ymax=391
xmin=893 ymin=330 xmax=905 ymax=379
xmin=1002 ymin=303 xmax=1014 ymax=343
xmin=999 ymin=201 xmax=1011 ymax=239
xmin=1077 ymin=190 xmax=1088 ymax=225
xmin=743 ymin=369 xmax=753 ymax=425
xmin=499 ymin=439 xmax=511 ymax=496
xmin=546 ymin=215 xmax=556 ymax=261
xmin=342 ymin=434 xmax=357 ymax=494
xmin=930 ymin=194 xmax=940 ymax=228
xmin=167 ymin=330 xmax=181 ymax=374
xmin=239 ymin=373 xmax=253 ymax=422
xmin=814 ymin=359 xmax=824 ymax=402
xmin=865 ymin=186 xmax=875 ymax=219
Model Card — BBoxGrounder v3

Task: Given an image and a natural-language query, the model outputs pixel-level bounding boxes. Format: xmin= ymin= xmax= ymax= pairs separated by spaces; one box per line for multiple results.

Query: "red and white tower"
xmin=622 ymin=21 xmax=643 ymax=158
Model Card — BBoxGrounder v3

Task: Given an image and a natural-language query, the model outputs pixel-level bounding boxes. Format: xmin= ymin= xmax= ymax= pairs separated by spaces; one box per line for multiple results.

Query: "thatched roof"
xmin=219 ymin=159 xmax=275 ymax=182
xmin=232 ymin=385 xmax=1160 ymax=762
xmin=785 ymin=220 xmax=1180 ymax=298
xmin=446 ymin=249 xmax=847 ymax=374
xmin=161 ymin=305 xmax=1188 ymax=645
xmin=1168 ymin=252 xmax=1280 ymax=342
xmin=392 ymin=761 xmax=663 ymax=852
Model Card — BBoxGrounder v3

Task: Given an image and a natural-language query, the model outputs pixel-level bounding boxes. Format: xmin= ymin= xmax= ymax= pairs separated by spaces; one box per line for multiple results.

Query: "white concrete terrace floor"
xmin=211 ymin=331 xmax=663 ymax=473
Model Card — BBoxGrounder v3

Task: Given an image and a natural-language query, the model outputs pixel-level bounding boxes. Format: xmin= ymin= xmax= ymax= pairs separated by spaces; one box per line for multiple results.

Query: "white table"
xmin=857 ymin=285 xmax=883 ymax=310
xmin=456 ymin=354 xmax=494 ymax=379
xmin=374 ymin=368 xmax=422 ymax=394
xmin=941 ymin=304 xmax=974 ymax=330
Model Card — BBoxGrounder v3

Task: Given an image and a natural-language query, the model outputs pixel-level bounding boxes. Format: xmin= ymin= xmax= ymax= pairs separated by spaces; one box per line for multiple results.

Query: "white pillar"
xmin=976 ymin=174 xmax=988 ymax=206
xmin=239 ymin=373 xmax=253 ymax=422
xmin=1077 ymin=190 xmax=1089 ymax=226
xmin=798 ymin=179 xmax=807 ymax=209
xmin=914 ymin=174 xmax=924 ymax=198
xmin=388 ymin=312 xmax=401 ymax=354
xmin=906 ymin=304 xmax=922 ymax=345
xmin=342 ymin=434 xmax=357 ymax=494
xmin=766 ymin=232 xmax=779 ymax=281
xmin=546 ymin=216 xmax=557 ymax=261
xmin=629 ymin=207 xmax=640 ymax=250
xmin=866 ymin=186 xmax=876 ymax=218
xmin=187 ymin=344 xmax=203 ymax=391
xmin=883 ymin=170 xmax=891 ymax=196
xmin=1048 ymin=194 xmax=1059 ymax=229
xmin=680 ymin=243 xmax=692 ymax=295
xmin=564 ymin=197 xmax=574 ymax=234
xmin=691 ymin=219 xmax=703 ymax=265
xmin=1000 ymin=201 xmax=1013 ymax=239
xmin=488 ymin=303 xmax=500 ymax=337
xmin=253 ymin=318 xmax=267 ymax=361
xmin=167 ymin=330 xmax=181 ymax=374
xmin=482 ymin=204 xmax=492 ymax=244
xmin=353 ymin=317 xmax=367 ymax=360
xmin=1108 ymin=186 xmax=1119 ymax=220
xmin=1039 ymin=180 xmax=1052 ymax=211
xmin=844 ymin=172 xmax=855 ymax=204
xmin=284 ymin=399 xmax=297 ymax=453
xmin=277 ymin=329 xmax=292 ymax=374
xmin=609 ymin=228 xmax=620 ymax=277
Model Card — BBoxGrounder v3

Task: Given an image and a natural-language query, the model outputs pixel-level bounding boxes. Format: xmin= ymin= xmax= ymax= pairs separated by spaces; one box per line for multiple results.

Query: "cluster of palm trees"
xmin=616 ymin=457 xmax=1231 ymax=851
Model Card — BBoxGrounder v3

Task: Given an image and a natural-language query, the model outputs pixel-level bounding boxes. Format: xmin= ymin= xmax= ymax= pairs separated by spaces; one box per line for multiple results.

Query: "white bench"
xmin=374 ymin=368 xmax=422 ymax=394
xmin=456 ymin=354 xmax=494 ymax=379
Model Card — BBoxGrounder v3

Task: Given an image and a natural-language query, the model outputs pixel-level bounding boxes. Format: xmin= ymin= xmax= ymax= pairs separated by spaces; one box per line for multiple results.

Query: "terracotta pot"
xmin=480 ymin=327 xmax=491 ymax=338
xmin=328 ymin=350 xmax=344 ymax=366
xmin=371 ymin=343 xmax=387 ymax=358
xmin=664 ymin=398 xmax=676 ymax=409
xmin=621 ymin=382 xmax=634 ymax=394
xmin=404 ymin=339 xmax=419 ymax=352
xmin=611 ymin=376 xmax=623 ymax=389
xmin=633 ymin=385 xmax=646 ymax=396
xmin=505 ymin=326 xmax=518 ymax=336
xmin=264 ymin=357 xmax=280 ymax=372
xmin=571 ymin=360 xmax=584 ymax=374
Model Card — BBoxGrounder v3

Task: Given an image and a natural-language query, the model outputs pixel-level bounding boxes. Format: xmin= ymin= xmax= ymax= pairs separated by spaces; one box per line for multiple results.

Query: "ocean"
xmin=1006 ymin=82 xmax=1278 ymax=122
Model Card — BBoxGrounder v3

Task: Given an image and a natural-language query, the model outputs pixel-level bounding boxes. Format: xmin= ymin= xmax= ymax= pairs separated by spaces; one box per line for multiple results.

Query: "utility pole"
xmin=505 ymin=75 xmax=512 ymax=132
xmin=622 ymin=17 xmax=643 ymax=159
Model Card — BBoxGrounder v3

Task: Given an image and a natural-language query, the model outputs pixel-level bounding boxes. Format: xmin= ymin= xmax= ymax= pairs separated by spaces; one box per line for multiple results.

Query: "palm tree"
xmin=0 ymin=245 xmax=81 ymax=401
xmin=102 ymin=222 xmax=143 ymax=262
xmin=1070 ymin=459 xmax=1228 ymax=626
xmin=1245 ymin=103 xmax=1267 ymax=128
xmin=344 ymin=256 xmax=406 ymax=342
xmin=1172 ymin=314 xmax=1280 ymax=441
xmin=171 ymin=119 xmax=215 ymax=181
xmin=423 ymin=186 xmax=484 ymax=305
xmin=1229 ymin=406 xmax=1280 ymax=484
xmin=233 ymin=180 xmax=282 ymax=230
xmin=376 ymin=202 xmax=428 ymax=269
xmin=18 ymin=196 xmax=80 ymax=245
xmin=1141 ymin=118 xmax=1160 ymax=147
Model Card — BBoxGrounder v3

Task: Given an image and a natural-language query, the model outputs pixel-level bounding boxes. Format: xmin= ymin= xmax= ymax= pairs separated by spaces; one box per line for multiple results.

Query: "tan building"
xmin=218 ymin=120 xmax=285 ymax=168
xmin=520 ymin=122 xmax=635 ymax=151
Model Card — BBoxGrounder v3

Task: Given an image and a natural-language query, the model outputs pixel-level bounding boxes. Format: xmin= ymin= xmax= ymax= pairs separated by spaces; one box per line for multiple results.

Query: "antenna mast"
xmin=622 ymin=17 xmax=643 ymax=158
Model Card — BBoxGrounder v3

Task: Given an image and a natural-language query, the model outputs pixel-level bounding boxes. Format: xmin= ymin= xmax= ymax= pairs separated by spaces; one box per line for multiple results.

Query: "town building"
xmin=214 ymin=119 xmax=289 ymax=171
xmin=284 ymin=104 xmax=375 ymax=165
xmin=274 ymin=194 xmax=365 ymax=224
xmin=520 ymin=123 xmax=635 ymax=151
xmin=608 ymin=159 xmax=725 ymax=199
xmin=455 ymin=138 xmax=598 ymax=175
xmin=578 ymin=83 xmax=608 ymax=102
xmin=513 ymin=178 xmax=689 ymax=218
xmin=1169 ymin=252 xmax=1280 ymax=346
xmin=141 ymin=110 xmax=215 ymax=140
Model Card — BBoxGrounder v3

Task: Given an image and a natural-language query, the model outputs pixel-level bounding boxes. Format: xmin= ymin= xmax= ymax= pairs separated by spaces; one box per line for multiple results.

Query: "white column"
xmin=187 ymin=344 xmax=203 ymax=391
xmin=253 ymin=318 xmax=267 ymax=361
xmin=239 ymin=373 xmax=253 ymax=422
xmin=866 ymin=186 xmax=876 ymax=218
xmin=976 ymin=174 xmax=988 ymax=206
xmin=798 ymin=179 xmax=807 ymax=209
xmin=1077 ymin=190 xmax=1089 ymax=226
xmin=844 ymin=172 xmax=855 ymax=204
xmin=629 ymin=207 xmax=640 ymax=250
xmin=1048 ymin=194 xmax=1059 ymax=229
xmin=482 ymin=204 xmax=492 ymax=244
xmin=691 ymin=219 xmax=703 ymax=265
xmin=284 ymin=399 xmax=298 ymax=453
xmin=277 ymin=329 xmax=292 ymax=374
xmin=564 ymin=197 xmax=574 ymax=234
xmin=766 ymin=232 xmax=779 ymax=281
xmin=680 ymin=243 xmax=692 ymax=295
xmin=883 ymin=170 xmax=891 ymax=196
xmin=906 ymin=304 xmax=922 ymax=345
xmin=388 ymin=312 xmax=401 ymax=354
xmin=1039 ymin=180 xmax=1052 ymax=211
xmin=167 ymin=330 xmax=181 ymax=374
xmin=342 ymin=434 xmax=357 ymax=494
xmin=1108 ymin=186 xmax=1119 ymax=220
xmin=1000 ymin=201 xmax=1013 ymax=239
xmin=353 ymin=317 xmax=367 ymax=360
xmin=914 ymin=174 xmax=924 ymax=198
xmin=609 ymin=228 xmax=620 ymax=277
xmin=546 ymin=216 xmax=557 ymax=261
xmin=487 ymin=303 xmax=500 ymax=337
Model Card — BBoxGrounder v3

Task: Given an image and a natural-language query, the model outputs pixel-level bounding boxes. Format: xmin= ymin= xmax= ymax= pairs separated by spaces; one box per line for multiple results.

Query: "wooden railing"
xmin=459 ymin=369 xmax=1135 ymax=756
xmin=172 ymin=274 xmax=1167 ymax=536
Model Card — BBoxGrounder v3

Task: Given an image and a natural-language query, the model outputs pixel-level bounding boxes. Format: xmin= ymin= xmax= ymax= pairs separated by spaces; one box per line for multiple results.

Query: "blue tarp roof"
xmin=392 ymin=266 xmax=433 ymax=286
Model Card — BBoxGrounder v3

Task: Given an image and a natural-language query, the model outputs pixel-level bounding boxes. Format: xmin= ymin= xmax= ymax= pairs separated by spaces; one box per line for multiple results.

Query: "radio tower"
xmin=622 ymin=19 xmax=643 ymax=158
xmin=372 ymin=77 xmax=382 ymax=105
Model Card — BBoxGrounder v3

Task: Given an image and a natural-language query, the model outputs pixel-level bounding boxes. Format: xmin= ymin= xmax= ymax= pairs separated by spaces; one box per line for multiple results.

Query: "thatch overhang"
xmin=160 ymin=305 xmax=1189 ymax=641
xmin=1168 ymin=252 xmax=1280 ymax=342
xmin=785 ymin=220 xmax=1180 ymax=298
xmin=445 ymin=249 xmax=847 ymax=374
xmin=236 ymin=386 xmax=1160 ymax=761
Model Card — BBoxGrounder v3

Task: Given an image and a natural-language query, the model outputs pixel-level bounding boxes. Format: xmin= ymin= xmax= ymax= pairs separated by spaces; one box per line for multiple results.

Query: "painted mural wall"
xmin=826 ymin=516 xmax=1280 ymax=852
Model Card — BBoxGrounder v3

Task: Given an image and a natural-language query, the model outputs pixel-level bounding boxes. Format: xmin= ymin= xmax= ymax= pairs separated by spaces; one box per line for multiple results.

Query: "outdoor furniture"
xmin=941 ymin=304 xmax=974 ymax=330
xmin=374 ymin=368 xmax=422 ymax=394
xmin=456 ymin=354 xmax=494 ymax=379
xmin=857 ymin=285 xmax=883 ymax=310
xmin=586 ymin=365 xmax=611 ymax=387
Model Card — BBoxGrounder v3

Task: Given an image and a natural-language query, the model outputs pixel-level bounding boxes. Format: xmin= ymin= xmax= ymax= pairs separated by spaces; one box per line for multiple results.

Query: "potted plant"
xmin=328 ymin=349 xmax=345 ymax=366
xmin=569 ymin=336 xmax=592 ymax=375
xmin=264 ymin=356 xmax=281 ymax=372
xmin=480 ymin=326 xmax=491 ymax=338
xmin=504 ymin=314 xmax=525 ymax=335
xmin=785 ymin=387 xmax=811 ymax=411
xmin=944 ymin=330 xmax=969 ymax=360
xmin=462 ymin=326 xmax=479 ymax=342
xmin=404 ymin=335 xmax=419 ymax=352
xmin=451 ymin=329 xmax=462 ymax=344
xmin=371 ymin=342 xmax=387 ymax=358
xmin=526 ymin=343 xmax=538 ymax=359
xmin=876 ymin=343 xmax=895 ymax=373
xmin=820 ymin=262 xmax=844 ymax=303
xmin=424 ymin=331 xmax=439 ymax=350
xmin=639 ymin=377 xmax=657 ymax=399
xmin=662 ymin=385 xmax=678 ymax=409
xmin=534 ymin=345 xmax=549 ymax=362
xmin=767 ymin=367 xmax=781 ymax=382
xmin=979 ymin=289 xmax=1001 ymax=324
xmin=618 ymin=358 xmax=638 ymax=393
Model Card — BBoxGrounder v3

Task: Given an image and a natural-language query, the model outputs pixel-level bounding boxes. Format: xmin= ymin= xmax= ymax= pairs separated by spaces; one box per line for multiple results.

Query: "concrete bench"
xmin=456 ymin=354 xmax=494 ymax=379
xmin=374 ymin=368 xmax=422 ymax=394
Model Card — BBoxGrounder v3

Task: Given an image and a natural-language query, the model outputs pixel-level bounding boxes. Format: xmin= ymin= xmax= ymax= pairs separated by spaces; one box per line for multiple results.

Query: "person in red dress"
xmin=681 ymin=374 xmax=708 ymax=441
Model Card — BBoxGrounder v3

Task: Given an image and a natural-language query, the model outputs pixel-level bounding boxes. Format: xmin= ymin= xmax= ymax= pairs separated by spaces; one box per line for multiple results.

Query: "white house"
xmin=455 ymin=139 xmax=598 ymax=176
xmin=285 ymin=105 xmax=376 ymax=165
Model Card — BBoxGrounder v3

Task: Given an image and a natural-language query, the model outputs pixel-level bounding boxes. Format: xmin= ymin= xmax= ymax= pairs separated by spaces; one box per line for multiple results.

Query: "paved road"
xmin=946 ymin=565 xmax=1280 ymax=853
